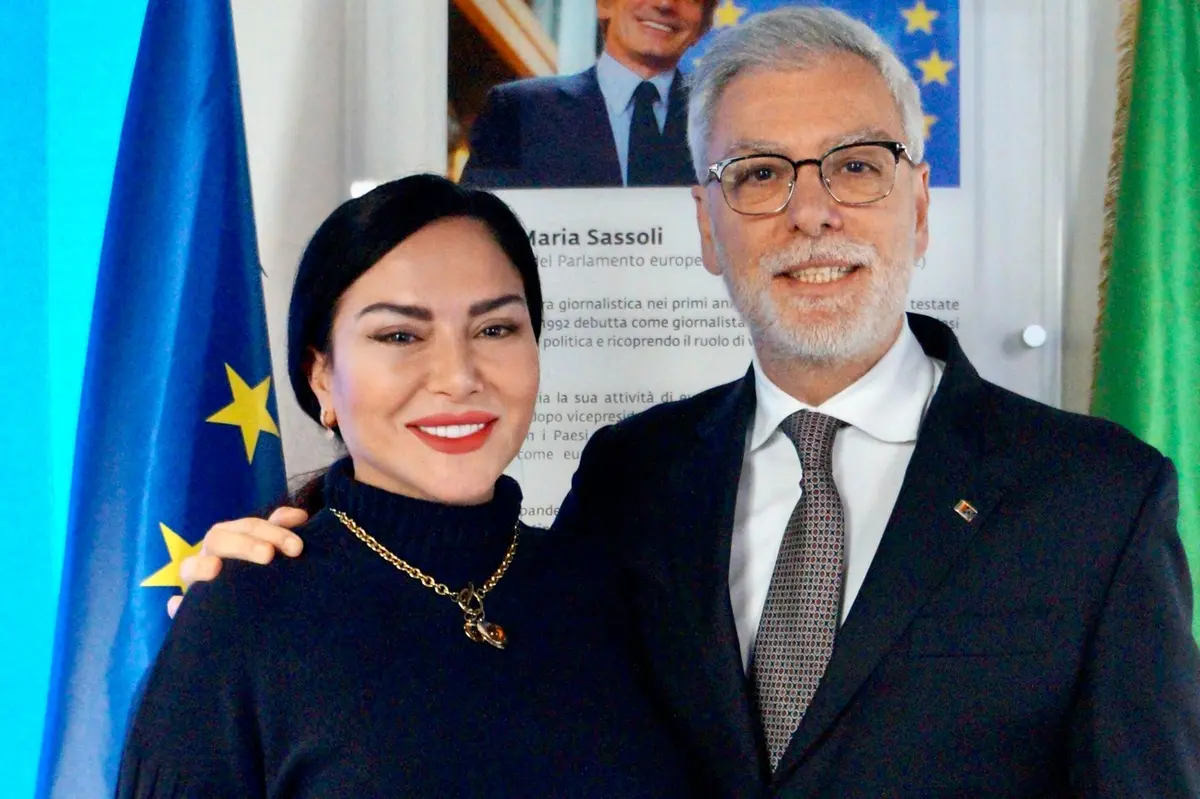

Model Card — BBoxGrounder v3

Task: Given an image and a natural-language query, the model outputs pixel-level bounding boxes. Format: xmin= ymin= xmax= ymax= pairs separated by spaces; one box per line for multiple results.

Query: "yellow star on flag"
xmin=206 ymin=363 xmax=280 ymax=463
xmin=901 ymin=1 xmax=939 ymax=35
xmin=714 ymin=0 xmax=747 ymax=29
xmin=923 ymin=114 xmax=938 ymax=139
xmin=916 ymin=50 xmax=955 ymax=85
xmin=141 ymin=523 xmax=203 ymax=590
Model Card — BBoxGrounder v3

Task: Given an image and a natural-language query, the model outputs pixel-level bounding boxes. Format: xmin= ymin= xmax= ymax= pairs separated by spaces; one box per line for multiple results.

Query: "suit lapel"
xmin=558 ymin=67 xmax=622 ymax=186
xmin=774 ymin=316 xmax=1018 ymax=781
xmin=638 ymin=371 xmax=768 ymax=796
xmin=656 ymin=70 xmax=696 ymax=185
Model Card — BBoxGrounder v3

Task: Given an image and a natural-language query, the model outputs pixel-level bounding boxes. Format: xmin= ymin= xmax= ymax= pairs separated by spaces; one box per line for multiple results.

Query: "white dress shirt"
xmin=730 ymin=324 xmax=945 ymax=670
xmin=594 ymin=51 xmax=674 ymax=185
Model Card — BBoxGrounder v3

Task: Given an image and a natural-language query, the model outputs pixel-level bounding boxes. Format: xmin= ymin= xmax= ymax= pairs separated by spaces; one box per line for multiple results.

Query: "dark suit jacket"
xmin=459 ymin=66 xmax=695 ymax=189
xmin=556 ymin=314 xmax=1200 ymax=798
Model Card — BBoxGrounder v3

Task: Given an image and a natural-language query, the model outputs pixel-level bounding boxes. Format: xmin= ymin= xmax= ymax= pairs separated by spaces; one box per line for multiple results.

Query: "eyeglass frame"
xmin=703 ymin=140 xmax=915 ymax=216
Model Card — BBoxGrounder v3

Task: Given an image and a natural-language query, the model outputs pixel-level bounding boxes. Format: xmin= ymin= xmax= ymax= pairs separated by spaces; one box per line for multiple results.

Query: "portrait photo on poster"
xmin=446 ymin=0 xmax=958 ymax=192
xmin=448 ymin=0 xmax=717 ymax=189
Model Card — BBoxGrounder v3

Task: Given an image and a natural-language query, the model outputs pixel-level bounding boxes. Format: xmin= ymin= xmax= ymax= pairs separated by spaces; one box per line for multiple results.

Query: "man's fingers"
xmin=266 ymin=506 xmax=309 ymax=531
xmin=165 ymin=511 xmax=310 ymax=619
xmin=204 ymin=518 xmax=304 ymax=561
xmin=179 ymin=553 xmax=223 ymax=587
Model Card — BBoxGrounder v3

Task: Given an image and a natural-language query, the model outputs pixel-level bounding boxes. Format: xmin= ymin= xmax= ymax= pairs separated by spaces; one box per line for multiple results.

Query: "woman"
xmin=118 ymin=175 xmax=695 ymax=797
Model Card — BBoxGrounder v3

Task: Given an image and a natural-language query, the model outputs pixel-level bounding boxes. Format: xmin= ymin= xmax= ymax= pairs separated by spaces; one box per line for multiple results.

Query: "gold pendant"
xmin=462 ymin=615 xmax=507 ymax=649
xmin=476 ymin=619 xmax=507 ymax=649
xmin=458 ymin=585 xmax=507 ymax=649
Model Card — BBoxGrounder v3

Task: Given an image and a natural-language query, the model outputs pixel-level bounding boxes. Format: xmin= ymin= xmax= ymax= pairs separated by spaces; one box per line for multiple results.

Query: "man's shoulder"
xmin=598 ymin=377 xmax=745 ymax=448
xmin=912 ymin=315 xmax=1164 ymax=480
xmin=488 ymin=69 xmax=594 ymax=102
xmin=977 ymin=377 xmax=1165 ymax=479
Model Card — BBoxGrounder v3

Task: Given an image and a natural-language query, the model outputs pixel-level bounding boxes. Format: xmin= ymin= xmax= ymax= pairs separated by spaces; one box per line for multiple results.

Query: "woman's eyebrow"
xmin=356 ymin=302 xmax=432 ymax=321
xmin=468 ymin=294 xmax=525 ymax=316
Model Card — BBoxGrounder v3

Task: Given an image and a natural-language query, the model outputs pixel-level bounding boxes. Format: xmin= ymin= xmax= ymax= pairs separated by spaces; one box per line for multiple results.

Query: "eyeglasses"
xmin=704 ymin=141 xmax=913 ymax=216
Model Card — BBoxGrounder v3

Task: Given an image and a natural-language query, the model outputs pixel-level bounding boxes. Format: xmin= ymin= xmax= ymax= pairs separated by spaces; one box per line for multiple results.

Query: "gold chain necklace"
xmin=330 ymin=508 xmax=518 ymax=650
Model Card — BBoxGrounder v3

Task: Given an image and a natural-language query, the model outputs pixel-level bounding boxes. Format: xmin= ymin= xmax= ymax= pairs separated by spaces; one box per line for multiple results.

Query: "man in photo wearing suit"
xmin=188 ymin=6 xmax=1200 ymax=796
xmin=459 ymin=0 xmax=716 ymax=189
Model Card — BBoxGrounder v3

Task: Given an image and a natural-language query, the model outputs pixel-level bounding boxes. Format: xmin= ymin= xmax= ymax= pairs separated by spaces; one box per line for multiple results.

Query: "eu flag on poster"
xmin=37 ymin=1 xmax=285 ymax=796
xmin=686 ymin=0 xmax=961 ymax=187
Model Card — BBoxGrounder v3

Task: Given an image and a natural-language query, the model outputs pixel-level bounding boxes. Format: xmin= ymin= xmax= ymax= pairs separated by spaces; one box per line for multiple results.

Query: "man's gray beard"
xmin=714 ymin=235 xmax=913 ymax=364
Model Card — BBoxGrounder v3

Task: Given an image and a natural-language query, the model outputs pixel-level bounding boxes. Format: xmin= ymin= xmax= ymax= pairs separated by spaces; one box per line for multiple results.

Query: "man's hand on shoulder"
xmin=166 ymin=506 xmax=310 ymax=618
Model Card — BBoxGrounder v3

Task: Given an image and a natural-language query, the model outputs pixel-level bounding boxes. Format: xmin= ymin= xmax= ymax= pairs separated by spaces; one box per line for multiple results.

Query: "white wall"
xmin=233 ymin=0 xmax=449 ymax=481
xmin=232 ymin=0 xmax=348 ymax=478
xmin=1063 ymin=0 xmax=1120 ymax=413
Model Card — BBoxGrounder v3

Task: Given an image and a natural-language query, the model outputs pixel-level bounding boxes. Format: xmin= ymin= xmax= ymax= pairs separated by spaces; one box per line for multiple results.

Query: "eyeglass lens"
xmin=720 ymin=144 xmax=899 ymax=213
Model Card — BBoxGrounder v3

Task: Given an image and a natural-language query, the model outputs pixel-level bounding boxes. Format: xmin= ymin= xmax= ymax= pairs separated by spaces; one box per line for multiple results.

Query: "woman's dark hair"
xmin=286 ymin=173 xmax=542 ymax=429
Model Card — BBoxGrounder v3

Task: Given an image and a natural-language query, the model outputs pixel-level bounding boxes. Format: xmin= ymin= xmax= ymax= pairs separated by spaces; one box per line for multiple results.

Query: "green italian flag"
xmin=1091 ymin=0 xmax=1200 ymax=637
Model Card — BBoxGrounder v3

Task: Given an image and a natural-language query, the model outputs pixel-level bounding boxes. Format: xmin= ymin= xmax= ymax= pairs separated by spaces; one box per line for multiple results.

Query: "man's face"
xmin=692 ymin=54 xmax=931 ymax=365
xmin=598 ymin=0 xmax=707 ymax=75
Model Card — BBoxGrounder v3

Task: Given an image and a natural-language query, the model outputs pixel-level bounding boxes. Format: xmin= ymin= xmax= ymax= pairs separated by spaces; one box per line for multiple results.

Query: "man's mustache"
xmin=758 ymin=239 xmax=879 ymax=275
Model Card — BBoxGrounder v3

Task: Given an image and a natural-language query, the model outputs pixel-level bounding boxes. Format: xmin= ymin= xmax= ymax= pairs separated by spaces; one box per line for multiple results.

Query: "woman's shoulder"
xmin=181 ymin=510 xmax=348 ymax=625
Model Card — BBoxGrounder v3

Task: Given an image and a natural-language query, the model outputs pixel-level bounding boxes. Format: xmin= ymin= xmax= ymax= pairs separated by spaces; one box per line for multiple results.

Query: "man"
xmin=459 ymin=0 xmax=714 ymax=189
xmin=187 ymin=7 xmax=1200 ymax=795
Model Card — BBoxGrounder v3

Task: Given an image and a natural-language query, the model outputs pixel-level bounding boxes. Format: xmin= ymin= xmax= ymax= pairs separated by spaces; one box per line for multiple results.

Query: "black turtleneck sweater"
xmin=118 ymin=459 xmax=695 ymax=797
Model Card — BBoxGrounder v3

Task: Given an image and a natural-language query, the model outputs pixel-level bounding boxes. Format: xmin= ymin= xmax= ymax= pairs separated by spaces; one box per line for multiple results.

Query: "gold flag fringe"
xmin=1091 ymin=0 xmax=1142 ymax=402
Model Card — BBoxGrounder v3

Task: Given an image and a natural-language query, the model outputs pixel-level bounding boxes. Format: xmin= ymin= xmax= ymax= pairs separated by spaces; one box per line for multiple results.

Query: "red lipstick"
xmin=407 ymin=412 xmax=498 ymax=455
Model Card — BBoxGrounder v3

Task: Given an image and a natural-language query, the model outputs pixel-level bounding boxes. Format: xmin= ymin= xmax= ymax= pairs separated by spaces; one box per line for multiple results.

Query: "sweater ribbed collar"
xmin=321 ymin=457 xmax=523 ymax=588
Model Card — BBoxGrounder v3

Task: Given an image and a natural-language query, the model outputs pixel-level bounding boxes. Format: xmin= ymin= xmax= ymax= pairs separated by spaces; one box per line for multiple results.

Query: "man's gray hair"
xmin=686 ymin=6 xmax=925 ymax=180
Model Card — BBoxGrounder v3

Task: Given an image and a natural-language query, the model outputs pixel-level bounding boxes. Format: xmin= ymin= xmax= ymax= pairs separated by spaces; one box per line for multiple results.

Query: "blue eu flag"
xmin=686 ymin=0 xmax=961 ymax=187
xmin=37 ymin=1 xmax=285 ymax=795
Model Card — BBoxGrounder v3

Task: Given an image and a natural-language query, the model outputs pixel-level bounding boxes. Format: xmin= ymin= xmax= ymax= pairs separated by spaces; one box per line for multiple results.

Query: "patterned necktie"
xmin=751 ymin=410 xmax=848 ymax=770
xmin=627 ymin=81 xmax=662 ymax=186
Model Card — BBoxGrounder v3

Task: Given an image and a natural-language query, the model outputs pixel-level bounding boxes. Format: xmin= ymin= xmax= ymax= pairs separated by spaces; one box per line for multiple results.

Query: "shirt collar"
xmin=595 ymin=50 xmax=676 ymax=117
xmin=749 ymin=322 xmax=937 ymax=451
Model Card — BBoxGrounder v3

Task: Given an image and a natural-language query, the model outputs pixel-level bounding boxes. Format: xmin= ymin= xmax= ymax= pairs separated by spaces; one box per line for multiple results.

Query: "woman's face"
xmin=309 ymin=216 xmax=540 ymax=505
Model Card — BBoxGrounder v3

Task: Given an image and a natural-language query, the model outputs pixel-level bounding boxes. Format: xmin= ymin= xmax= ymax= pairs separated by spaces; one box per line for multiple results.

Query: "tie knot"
xmin=633 ymin=80 xmax=660 ymax=108
xmin=779 ymin=410 xmax=845 ymax=463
